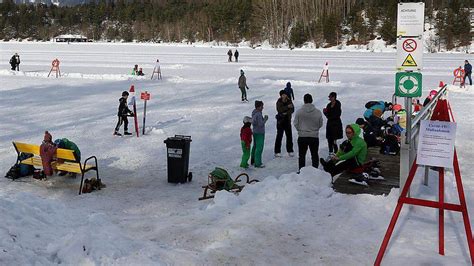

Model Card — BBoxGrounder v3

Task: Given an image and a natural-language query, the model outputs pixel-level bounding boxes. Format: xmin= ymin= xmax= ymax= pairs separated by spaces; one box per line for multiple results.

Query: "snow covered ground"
xmin=0 ymin=42 xmax=473 ymax=265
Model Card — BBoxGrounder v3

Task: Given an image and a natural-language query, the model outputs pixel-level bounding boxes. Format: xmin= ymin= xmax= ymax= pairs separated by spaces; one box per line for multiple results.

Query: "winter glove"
xmin=263 ymin=115 xmax=268 ymax=122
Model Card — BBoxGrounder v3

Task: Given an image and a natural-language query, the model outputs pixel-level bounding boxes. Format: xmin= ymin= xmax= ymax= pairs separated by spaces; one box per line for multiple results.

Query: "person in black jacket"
xmin=323 ymin=92 xmax=343 ymax=155
xmin=114 ymin=91 xmax=134 ymax=136
xmin=274 ymin=90 xmax=294 ymax=157
xmin=227 ymin=49 xmax=233 ymax=62
xmin=9 ymin=53 xmax=20 ymax=71
xmin=355 ymin=118 xmax=379 ymax=147
xmin=234 ymin=49 xmax=239 ymax=62
xmin=464 ymin=60 xmax=472 ymax=86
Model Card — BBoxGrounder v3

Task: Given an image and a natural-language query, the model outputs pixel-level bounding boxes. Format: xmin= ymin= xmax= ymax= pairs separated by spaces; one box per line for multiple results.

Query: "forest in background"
xmin=0 ymin=0 xmax=472 ymax=51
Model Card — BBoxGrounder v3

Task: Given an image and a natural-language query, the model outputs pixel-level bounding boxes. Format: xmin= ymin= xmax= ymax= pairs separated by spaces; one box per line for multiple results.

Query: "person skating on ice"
xmin=114 ymin=91 xmax=134 ymax=136
xmin=238 ymin=69 xmax=250 ymax=102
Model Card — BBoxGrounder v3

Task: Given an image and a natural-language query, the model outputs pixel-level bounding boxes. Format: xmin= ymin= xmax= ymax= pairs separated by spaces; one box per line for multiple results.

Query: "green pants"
xmin=251 ymin=133 xmax=265 ymax=167
xmin=240 ymin=141 xmax=251 ymax=168
xmin=240 ymin=87 xmax=247 ymax=101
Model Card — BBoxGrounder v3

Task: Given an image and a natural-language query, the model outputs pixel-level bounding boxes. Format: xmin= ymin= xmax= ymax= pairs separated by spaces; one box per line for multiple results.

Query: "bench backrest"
xmin=13 ymin=142 xmax=78 ymax=162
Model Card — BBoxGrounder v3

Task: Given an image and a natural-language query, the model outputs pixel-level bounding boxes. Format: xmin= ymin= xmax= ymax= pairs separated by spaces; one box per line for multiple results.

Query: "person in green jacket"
xmin=320 ymin=123 xmax=367 ymax=177
xmin=54 ymin=138 xmax=81 ymax=177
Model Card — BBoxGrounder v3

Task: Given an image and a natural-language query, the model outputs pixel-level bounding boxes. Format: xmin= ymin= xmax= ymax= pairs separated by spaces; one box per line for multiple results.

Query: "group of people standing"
xmin=239 ymin=83 xmax=359 ymax=177
xmin=227 ymin=49 xmax=239 ymax=62
xmin=131 ymin=64 xmax=145 ymax=76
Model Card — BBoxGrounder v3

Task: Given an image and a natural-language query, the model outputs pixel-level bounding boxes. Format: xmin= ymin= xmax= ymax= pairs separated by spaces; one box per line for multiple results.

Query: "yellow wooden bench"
xmin=12 ymin=141 xmax=100 ymax=195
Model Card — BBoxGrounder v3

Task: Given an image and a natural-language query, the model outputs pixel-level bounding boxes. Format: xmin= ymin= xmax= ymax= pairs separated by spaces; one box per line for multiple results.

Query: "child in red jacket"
xmin=240 ymin=116 xmax=253 ymax=168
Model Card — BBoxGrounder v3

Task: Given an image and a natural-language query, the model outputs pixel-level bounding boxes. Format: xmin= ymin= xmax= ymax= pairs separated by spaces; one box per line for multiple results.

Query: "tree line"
xmin=0 ymin=0 xmax=472 ymax=51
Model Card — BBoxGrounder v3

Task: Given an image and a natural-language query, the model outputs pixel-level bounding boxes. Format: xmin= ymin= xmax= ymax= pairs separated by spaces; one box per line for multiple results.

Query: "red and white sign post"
xmin=129 ymin=85 xmax=139 ymax=137
xmin=141 ymin=91 xmax=151 ymax=135
xmin=318 ymin=62 xmax=329 ymax=83
xmin=453 ymin=67 xmax=465 ymax=87
xmin=48 ymin=58 xmax=61 ymax=78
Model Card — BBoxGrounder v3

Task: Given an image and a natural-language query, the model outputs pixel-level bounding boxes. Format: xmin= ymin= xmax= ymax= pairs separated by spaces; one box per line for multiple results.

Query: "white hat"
xmin=243 ymin=116 xmax=252 ymax=123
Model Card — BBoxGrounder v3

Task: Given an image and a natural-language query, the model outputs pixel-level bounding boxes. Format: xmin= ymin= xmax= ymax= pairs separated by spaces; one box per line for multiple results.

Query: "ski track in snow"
xmin=0 ymin=42 xmax=473 ymax=265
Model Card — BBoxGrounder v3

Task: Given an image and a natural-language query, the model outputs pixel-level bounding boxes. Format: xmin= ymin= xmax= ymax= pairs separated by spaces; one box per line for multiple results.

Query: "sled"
xmin=199 ymin=168 xmax=259 ymax=200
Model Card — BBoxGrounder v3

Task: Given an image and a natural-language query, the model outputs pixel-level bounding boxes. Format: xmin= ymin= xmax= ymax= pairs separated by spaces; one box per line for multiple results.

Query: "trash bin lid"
xmin=164 ymin=135 xmax=192 ymax=143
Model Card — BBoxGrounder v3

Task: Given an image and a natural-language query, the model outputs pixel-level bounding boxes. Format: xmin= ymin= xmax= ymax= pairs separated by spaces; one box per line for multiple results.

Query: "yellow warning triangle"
xmin=402 ymin=54 xmax=417 ymax=67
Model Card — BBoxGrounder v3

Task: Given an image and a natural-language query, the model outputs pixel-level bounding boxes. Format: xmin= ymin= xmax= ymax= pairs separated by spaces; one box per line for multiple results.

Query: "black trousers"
xmin=114 ymin=115 xmax=129 ymax=132
xmin=298 ymin=137 xmax=319 ymax=170
xmin=327 ymin=137 xmax=338 ymax=153
xmin=274 ymin=121 xmax=293 ymax=154
xmin=324 ymin=157 xmax=360 ymax=177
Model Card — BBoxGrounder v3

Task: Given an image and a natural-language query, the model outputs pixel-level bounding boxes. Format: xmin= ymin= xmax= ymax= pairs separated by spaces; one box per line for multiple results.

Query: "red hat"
xmin=392 ymin=104 xmax=402 ymax=112
xmin=44 ymin=131 xmax=52 ymax=142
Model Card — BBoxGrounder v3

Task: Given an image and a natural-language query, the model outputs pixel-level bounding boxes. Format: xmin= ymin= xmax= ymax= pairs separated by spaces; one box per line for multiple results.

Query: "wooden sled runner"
xmin=199 ymin=167 xmax=259 ymax=200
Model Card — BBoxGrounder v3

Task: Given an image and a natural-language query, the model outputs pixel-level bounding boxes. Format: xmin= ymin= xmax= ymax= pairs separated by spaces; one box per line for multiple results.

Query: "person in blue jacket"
xmin=464 ymin=60 xmax=472 ymax=86
xmin=284 ymin=82 xmax=295 ymax=101
xmin=363 ymin=101 xmax=392 ymax=120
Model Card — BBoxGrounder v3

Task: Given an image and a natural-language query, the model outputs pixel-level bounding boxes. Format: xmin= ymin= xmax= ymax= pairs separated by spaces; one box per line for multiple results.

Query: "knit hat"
xmin=122 ymin=91 xmax=129 ymax=96
xmin=373 ymin=109 xmax=383 ymax=118
xmin=279 ymin=90 xmax=287 ymax=96
xmin=355 ymin=118 xmax=365 ymax=125
xmin=243 ymin=116 xmax=252 ymax=124
xmin=44 ymin=131 xmax=52 ymax=143
xmin=255 ymin=100 xmax=263 ymax=108
xmin=392 ymin=104 xmax=402 ymax=112
xmin=240 ymin=69 xmax=244 ymax=75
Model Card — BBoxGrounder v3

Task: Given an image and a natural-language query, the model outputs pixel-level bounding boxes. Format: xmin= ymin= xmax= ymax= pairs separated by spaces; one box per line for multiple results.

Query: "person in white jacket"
xmin=293 ymin=93 xmax=323 ymax=171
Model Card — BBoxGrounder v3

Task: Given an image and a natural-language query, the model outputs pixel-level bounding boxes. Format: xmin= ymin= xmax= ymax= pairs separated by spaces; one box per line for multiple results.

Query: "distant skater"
xmin=238 ymin=69 xmax=250 ymax=102
xmin=464 ymin=60 xmax=472 ymax=86
xmin=234 ymin=49 xmax=239 ymax=62
xmin=227 ymin=49 xmax=233 ymax=62
xmin=9 ymin=53 xmax=20 ymax=71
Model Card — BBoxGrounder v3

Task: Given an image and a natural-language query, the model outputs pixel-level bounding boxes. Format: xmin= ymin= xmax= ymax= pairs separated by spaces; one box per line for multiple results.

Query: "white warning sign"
xmin=397 ymin=37 xmax=423 ymax=71
xmin=397 ymin=2 xmax=425 ymax=37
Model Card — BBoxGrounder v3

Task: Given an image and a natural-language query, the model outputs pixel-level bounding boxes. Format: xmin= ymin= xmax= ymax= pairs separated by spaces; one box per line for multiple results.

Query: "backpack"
xmin=5 ymin=164 xmax=20 ymax=180
xmin=18 ymin=153 xmax=35 ymax=177
xmin=209 ymin=167 xmax=235 ymax=191
xmin=339 ymin=140 xmax=353 ymax=153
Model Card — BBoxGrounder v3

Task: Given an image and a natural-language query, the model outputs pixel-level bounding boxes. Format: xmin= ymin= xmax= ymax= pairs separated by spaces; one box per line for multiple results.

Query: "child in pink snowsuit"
xmin=40 ymin=131 xmax=57 ymax=176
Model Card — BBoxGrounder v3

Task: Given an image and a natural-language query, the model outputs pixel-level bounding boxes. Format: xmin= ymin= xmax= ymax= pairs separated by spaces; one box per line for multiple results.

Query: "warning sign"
xmin=397 ymin=2 xmax=424 ymax=37
xmin=402 ymin=54 xmax=417 ymax=67
xmin=397 ymin=37 xmax=423 ymax=71
xmin=402 ymin=39 xmax=417 ymax=52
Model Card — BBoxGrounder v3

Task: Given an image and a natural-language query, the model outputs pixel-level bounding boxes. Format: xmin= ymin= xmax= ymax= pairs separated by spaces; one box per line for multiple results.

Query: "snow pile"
xmin=0 ymin=192 xmax=155 ymax=265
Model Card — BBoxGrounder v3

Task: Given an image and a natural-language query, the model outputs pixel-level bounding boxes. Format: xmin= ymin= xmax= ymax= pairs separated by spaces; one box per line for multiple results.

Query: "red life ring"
xmin=52 ymin=59 xmax=60 ymax=67
xmin=453 ymin=68 xmax=465 ymax=78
